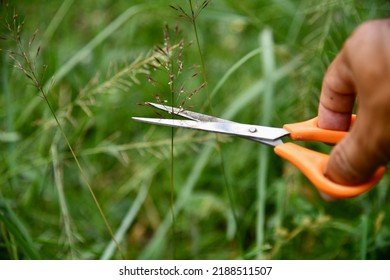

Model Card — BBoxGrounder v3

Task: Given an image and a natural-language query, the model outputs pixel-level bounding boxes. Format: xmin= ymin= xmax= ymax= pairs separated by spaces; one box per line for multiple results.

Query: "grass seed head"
xmin=142 ymin=23 xmax=205 ymax=113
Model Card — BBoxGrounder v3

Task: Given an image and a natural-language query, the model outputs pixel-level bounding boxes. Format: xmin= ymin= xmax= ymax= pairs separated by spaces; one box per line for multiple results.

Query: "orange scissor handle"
xmin=274 ymin=142 xmax=386 ymax=199
xmin=284 ymin=115 xmax=356 ymax=144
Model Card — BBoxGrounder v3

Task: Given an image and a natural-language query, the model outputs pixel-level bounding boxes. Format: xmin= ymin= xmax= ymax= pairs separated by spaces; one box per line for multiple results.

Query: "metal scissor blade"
xmin=132 ymin=118 xmax=289 ymax=144
xmin=146 ymin=102 xmax=228 ymax=122
xmin=142 ymin=103 xmax=284 ymax=146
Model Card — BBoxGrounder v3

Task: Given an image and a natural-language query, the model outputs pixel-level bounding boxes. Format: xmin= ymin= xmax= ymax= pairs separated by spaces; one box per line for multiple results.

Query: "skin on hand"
xmin=318 ymin=19 xmax=390 ymax=185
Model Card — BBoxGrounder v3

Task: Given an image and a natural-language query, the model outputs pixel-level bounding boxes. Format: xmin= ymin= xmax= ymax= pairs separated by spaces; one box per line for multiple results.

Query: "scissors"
xmin=133 ymin=103 xmax=386 ymax=199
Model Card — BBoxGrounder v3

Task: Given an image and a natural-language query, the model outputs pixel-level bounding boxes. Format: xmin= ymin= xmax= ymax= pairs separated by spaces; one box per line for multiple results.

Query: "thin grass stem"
xmin=170 ymin=125 xmax=176 ymax=259
xmin=218 ymin=150 xmax=244 ymax=255
xmin=139 ymin=57 xmax=301 ymax=259
xmin=187 ymin=0 xmax=245 ymax=253
xmin=5 ymin=8 xmax=126 ymax=259
xmin=191 ymin=13 xmax=211 ymax=109
xmin=42 ymin=90 xmax=125 ymax=258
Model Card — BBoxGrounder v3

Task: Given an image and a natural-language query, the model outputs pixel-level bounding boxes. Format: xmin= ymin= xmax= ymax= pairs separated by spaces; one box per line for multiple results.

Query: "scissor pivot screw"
xmin=249 ymin=127 xmax=257 ymax=133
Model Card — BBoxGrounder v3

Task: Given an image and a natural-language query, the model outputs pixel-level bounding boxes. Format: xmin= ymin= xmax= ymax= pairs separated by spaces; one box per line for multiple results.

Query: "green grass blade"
xmin=0 ymin=201 xmax=41 ymax=259
xmin=210 ymin=48 xmax=261 ymax=99
xmin=360 ymin=213 xmax=369 ymax=260
xmin=256 ymin=27 xmax=276 ymax=259
xmin=17 ymin=3 xmax=157 ymax=127
xmin=2 ymin=55 xmax=18 ymax=190
xmin=45 ymin=3 xmax=154 ymax=89
xmin=100 ymin=174 xmax=152 ymax=260
xmin=43 ymin=0 xmax=75 ymax=44
xmin=220 ymin=56 xmax=301 ymax=120
xmin=51 ymin=140 xmax=77 ymax=259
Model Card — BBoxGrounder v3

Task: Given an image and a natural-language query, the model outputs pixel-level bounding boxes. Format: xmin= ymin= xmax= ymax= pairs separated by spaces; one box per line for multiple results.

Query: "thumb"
xmin=325 ymin=115 xmax=385 ymax=185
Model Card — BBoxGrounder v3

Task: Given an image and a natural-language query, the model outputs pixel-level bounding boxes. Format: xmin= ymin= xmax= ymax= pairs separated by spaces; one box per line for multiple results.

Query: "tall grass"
xmin=256 ymin=27 xmax=276 ymax=259
xmin=2 ymin=3 xmax=123 ymax=258
xmin=1 ymin=0 xmax=389 ymax=260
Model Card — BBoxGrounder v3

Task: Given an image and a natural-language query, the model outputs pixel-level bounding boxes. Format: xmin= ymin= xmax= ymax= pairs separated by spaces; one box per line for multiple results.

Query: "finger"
xmin=319 ymin=19 xmax=390 ymax=187
xmin=318 ymin=51 xmax=356 ymax=131
xmin=324 ymin=115 xmax=386 ymax=185
xmin=318 ymin=104 xmax=351 ymax=131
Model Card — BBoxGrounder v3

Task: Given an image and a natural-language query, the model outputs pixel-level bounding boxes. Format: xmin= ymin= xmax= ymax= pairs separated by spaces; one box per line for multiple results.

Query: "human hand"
xmin=318 ymin=19 xmax=390 ymax=186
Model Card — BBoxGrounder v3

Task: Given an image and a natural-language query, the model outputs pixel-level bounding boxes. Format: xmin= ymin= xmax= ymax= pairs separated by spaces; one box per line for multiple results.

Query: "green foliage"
xmin=1 ymin=0 xmax=389 ymax=260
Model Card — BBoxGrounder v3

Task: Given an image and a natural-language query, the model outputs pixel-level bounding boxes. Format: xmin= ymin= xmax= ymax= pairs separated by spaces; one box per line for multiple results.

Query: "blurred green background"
xmin=1 ymin=0 xmax=389 ymax=259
